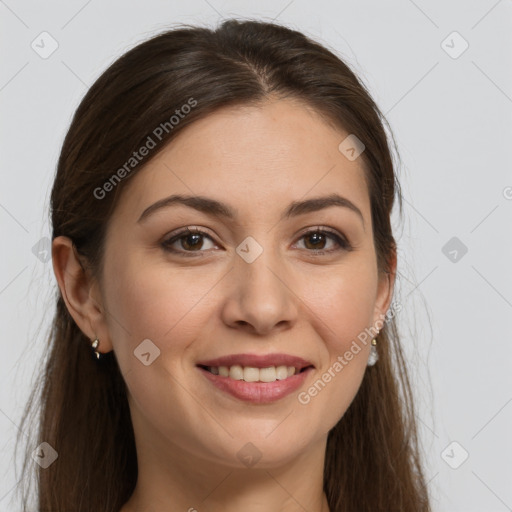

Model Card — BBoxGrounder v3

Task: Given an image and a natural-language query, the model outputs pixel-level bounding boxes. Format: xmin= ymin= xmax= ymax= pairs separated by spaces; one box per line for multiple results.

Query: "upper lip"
xmin=196 ymin=353 xmax=314 ymax=371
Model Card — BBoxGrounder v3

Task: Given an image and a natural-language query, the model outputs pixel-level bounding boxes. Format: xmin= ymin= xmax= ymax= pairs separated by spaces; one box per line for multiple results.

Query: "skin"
xmin=52 ymin=97 xmax=396 ymax=512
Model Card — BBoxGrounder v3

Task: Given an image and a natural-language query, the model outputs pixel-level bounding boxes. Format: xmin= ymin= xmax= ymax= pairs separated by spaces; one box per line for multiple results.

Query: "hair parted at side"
xmin=15 ymin=18 xmax=431 ymax=512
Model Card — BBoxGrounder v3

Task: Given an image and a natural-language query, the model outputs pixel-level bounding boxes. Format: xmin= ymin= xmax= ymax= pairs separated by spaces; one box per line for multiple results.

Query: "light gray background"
xmin=1 ymin=1 xmax=511 ymax=510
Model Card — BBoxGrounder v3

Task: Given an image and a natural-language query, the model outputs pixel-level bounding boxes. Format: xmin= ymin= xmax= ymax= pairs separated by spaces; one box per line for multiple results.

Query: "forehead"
xmin=111 ymin=98 xmax=370 ymax=225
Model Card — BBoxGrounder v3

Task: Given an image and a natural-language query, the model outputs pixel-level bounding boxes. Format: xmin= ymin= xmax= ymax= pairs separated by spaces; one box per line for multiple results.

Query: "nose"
xmin=220 ymin=249 xmax=299 ymax=337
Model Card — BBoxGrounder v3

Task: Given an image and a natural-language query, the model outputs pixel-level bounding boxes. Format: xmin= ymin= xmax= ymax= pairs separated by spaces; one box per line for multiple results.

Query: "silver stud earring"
xmin=367 ymin=338 xmax=378 ymax=366
xmin=91 ymin=338 xmax=101 ymax=359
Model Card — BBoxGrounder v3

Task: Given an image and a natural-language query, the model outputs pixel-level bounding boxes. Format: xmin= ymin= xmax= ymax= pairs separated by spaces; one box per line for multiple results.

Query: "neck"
xmin=120 ymin=422 xmax=331 ymax=512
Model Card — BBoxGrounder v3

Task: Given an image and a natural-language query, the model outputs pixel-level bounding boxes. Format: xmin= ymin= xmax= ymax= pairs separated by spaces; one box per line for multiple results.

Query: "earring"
xmin=367 ymin=338 xmax=378 ymax=366
xmin=91 ymin=338 xmax=101 ymax=360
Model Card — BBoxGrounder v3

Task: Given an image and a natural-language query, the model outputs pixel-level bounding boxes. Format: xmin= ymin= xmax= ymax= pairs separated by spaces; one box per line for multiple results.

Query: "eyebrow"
xmin=137 ymin=193 xmax=365 ymax=227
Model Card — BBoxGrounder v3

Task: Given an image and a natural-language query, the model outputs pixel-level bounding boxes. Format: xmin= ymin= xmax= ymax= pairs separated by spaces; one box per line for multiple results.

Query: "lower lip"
xmin=197 ymin=366 xmax=313 ymax=404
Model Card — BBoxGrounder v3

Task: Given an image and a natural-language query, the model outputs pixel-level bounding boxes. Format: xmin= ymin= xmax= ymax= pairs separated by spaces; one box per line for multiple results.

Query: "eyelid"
xmin=161 ymin=226 xmax=218 ymax=255
xmin=293 ymin=225 xmax=352 ymax=252
xmin=161 ymin=225 xmax=352 ymax=256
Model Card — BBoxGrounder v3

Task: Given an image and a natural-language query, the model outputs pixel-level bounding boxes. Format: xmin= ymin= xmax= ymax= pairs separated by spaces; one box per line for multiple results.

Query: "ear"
xmin=372 ymin=246 xmax=397 ymax=329
xmin=51 ymin=236 xmax=113 ymax=353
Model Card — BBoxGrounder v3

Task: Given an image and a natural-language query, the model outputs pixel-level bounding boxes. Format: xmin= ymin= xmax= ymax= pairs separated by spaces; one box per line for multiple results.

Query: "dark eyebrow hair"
xmin=137 ymin=193 xmax=365 ymax=228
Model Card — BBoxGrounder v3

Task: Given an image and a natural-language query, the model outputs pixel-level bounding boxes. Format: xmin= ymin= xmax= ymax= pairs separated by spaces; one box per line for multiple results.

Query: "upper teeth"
xmin=208 ymin=365 xmax=297 ymax=382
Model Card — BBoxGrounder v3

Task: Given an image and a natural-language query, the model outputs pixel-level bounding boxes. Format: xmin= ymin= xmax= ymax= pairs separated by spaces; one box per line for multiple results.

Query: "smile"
xmin=196 ymin=365 xmax=314 ymax=403
xmin=199 ymin=364 xmax=310 ymax=382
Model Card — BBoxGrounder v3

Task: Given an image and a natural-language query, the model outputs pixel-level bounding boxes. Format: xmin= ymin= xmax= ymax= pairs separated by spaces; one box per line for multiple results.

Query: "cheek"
xmin=296 ymin=263 xmax=377 ymax=426
xmin=103 ymin=253 xmax=219 ymax=359
xmin=306 ymin=261 xmax=377 ymax=351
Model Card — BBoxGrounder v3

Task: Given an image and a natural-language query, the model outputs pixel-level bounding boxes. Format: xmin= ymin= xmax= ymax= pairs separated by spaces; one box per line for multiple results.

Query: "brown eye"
xmin=162 ymin=228 xmax=216 ymax=255
xmin=303 ymin=231 xmax=329 ymax=250
xmin=180 ymin=232 xmax=205 ymax=251
xmin=161 ymin=226 xmax=351 ymax=258
xmin=295 ymin=228 xmax=351 ymax=253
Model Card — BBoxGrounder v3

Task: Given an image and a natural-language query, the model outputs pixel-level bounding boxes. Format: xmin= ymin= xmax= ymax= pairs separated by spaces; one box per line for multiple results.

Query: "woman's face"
xmin=95 ymin=98 xmax=394 ymax=469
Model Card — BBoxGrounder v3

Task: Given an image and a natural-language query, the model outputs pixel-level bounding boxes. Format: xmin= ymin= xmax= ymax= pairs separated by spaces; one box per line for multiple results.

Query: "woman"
xmin=16 ymin=18 xmax=431 ymax=511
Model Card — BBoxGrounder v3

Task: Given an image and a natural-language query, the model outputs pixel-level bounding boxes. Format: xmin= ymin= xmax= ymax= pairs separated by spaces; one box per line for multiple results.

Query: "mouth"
xmin=195 ymin=353 xmax=315 ymax=403
xmin=195 ymin=353 xmax=315 ymax=383
xmin=197 ymin=363 xmax=313 ymax=382
xmin=196 ymin=363 xmax=314 ymax=404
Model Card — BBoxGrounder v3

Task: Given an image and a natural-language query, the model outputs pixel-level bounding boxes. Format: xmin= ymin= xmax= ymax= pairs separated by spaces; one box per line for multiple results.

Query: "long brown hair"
xmin=15 ymin=18 xmax=431 ymax=511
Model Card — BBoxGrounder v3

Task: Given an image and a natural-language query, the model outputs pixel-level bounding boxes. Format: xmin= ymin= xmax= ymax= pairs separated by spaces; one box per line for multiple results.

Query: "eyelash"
xmin=161 ymin=226 xmax=352 ymax=257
